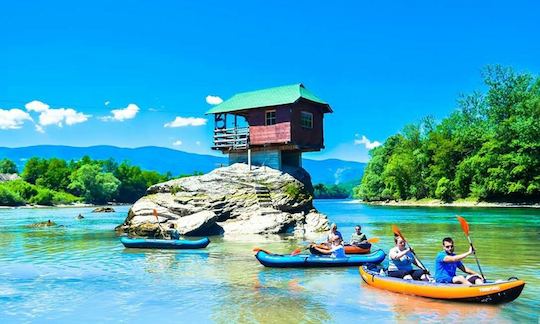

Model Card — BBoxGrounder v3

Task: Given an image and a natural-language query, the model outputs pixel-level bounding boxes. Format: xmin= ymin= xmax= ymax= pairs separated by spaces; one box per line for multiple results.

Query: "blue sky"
xmin=1 ymin=1 xmax=539 ymax=162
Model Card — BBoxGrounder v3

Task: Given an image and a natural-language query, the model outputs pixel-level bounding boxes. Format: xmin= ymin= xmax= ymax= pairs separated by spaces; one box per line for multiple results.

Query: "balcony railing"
xmin=212 ymin=127 xmax=249 ymax=150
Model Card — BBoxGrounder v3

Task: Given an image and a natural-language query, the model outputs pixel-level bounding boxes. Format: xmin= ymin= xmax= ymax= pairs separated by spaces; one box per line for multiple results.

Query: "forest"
xmin=354 ymin=66 xmax=539 ymax=203
xmin=0 ymin=156 xmax=175 ymax=206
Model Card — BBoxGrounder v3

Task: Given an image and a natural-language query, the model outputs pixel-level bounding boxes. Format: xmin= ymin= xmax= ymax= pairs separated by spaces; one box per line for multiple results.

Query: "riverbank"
xmin=0 ymin=203 xmax=131 ymax=209
xmin=355 ymin=199 xmax=540 ymax=208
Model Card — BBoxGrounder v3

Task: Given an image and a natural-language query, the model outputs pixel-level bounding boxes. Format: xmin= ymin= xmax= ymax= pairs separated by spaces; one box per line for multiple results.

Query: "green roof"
xmin=205 ymin=83 xmax=332 ymax=114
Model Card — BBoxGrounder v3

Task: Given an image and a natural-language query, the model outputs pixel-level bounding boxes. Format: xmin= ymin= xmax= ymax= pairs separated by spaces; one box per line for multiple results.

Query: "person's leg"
xmin=452 ymin=275 xmax=471 ymax=285
xmin=388 ymin=270 xmax=407 ymax=278
xmin=411 ymin=269 xmax=424 ymax=280
xmin=467 ymin=275 xmax=484 ymax=285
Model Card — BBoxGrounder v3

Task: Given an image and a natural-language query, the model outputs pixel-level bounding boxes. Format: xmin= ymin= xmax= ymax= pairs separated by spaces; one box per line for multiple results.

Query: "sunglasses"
xmin=444 ymin=245 xmax=454 ymax=248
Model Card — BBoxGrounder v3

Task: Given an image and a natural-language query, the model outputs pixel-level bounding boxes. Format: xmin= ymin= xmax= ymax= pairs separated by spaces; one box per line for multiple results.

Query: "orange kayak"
xmin=310 ymin=243 xmax=371 ymax=255
xmin=359 ymin=265 xmax=525 ymax=304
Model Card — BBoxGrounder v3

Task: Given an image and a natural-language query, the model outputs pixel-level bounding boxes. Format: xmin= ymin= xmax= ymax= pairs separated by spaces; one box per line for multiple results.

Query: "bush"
xmin=0 ymin=187 xmax=25 ymax=206
xmin=29 ymin=188 xmax=55 ymax=205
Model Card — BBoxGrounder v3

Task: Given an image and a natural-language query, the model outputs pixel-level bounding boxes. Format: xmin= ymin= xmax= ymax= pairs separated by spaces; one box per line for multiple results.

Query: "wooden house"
xmin=206 ymin=83 xmax=332 ymax=170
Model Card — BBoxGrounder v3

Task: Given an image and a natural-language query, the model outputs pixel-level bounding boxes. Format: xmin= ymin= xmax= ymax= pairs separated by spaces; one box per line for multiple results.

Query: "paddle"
xmin=153 ymin=209 xmax=167 ymax=238
xmin=392 ymin=224 xmax=430 ymax=274
xmin=457 ymin=215 xmax=486 ymax=280
xmin=252 ymin=247 xmax=272 ymax=255
xmin=291 ymin=237 xmax=380 ymax=256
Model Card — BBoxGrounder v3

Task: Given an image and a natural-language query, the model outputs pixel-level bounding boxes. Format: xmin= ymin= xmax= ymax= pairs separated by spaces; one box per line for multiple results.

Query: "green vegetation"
xmin=0 ymin=180 xmax=80 ymax=206
xmin=0 ymin=158 xmax=18 ymax=174
xmin=354 ymin=66 xmax=540 ymax=203
xmin=313 ymin=181 xmax=359 ymax=199
xmin=0 ymin=156 xmax=176 ymax=206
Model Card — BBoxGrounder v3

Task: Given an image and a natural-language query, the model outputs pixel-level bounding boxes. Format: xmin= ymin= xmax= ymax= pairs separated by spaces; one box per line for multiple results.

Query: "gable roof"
xmin=205 ymin=83 xmax=332 ymax=114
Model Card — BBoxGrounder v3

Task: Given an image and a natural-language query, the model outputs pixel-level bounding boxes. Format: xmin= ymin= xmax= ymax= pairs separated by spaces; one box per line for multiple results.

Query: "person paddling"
xmin=350 ymin=225 xmax=368 ymax=245
xmin=435 ymin=237 xmax=484 ymax=285
xmin=388 ymin=235 xmax=429 ymax=281
xmin=326 ymin=223 xmax=343 ymax=247
xmin=166 ymin=223 xmax=180 ymax=240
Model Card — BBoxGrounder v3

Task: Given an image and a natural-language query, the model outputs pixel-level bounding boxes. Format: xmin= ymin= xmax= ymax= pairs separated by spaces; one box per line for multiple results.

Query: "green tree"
xmin=68 ymin=164 xmax=120 ymax=204
xmin=355 ymin=65 xmax=540 ymax=203
xmin=0 ymin=159 xmax=18 ymax=174
xmin=21 ymin=157 xmax=48 ymax=184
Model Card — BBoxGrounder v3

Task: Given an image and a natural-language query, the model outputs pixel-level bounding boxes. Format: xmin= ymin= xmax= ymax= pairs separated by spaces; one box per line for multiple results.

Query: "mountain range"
xmin=0 ymin=145 xmax=365 ymax=185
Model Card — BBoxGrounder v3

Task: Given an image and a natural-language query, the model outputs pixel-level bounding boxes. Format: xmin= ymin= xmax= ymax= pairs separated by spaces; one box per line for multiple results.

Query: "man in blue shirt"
xmin=435 ymin=237 xmax=483 ymax=285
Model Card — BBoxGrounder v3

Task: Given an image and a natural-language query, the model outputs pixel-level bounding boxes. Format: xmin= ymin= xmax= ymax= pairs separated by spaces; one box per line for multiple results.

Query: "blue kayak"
xmin=120 ymin=236 xmax=210 ymax=249
xmin=255 ymin=249 xmax=386 ymax=268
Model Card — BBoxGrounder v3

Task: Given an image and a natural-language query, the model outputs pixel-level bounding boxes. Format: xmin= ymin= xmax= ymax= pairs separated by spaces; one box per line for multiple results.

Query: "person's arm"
xmin=360 ymin=233 xmax=367 ymax=243
xmin=390 ymin=248 xmax=411 ymax=260
xmin=310 ymin=244 xmax=330 ymax=254
xmin=459 ymin=264 xmax=480 ymax=276
xmin=442 ymin=246 xmax=473 ymax=262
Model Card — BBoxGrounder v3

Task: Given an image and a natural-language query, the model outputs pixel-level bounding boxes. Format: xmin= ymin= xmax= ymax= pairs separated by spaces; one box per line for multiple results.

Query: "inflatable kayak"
xmin=310 ymin=243 xmax=371 ymax=255
xmin=120 ymin=236 xmax=210 ymax=249
xmin=359 ymin=265 xmax=525 ymax=304
xmin=255 ymin=249 xmax=385 ymax=268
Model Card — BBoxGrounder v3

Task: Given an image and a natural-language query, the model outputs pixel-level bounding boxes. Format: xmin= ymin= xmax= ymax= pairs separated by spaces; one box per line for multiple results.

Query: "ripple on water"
xmin=0 ymin=203 xmax=538 ymax=323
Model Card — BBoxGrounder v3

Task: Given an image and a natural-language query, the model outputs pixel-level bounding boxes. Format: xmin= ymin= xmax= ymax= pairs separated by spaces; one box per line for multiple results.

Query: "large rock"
xmin=116 ymin=164 xmax=329 ymax=237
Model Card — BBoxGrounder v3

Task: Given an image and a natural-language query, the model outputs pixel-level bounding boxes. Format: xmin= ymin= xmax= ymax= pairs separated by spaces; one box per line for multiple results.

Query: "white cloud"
xmin=0 ymin=108 xmax=33 ymax=129
xmin=100 ymin=103 xmax=140 ymax=121
xmin=354 ymin=135 xmax=381 ymax=150
xmin=25 ymin=100 xmax=50 ymax=112
xmin=23 ymin=100 xmax=91 ymax=132
xmin=39 ymin=108 xmax=90 ymax=126
xmin=104 ymin=100 xmax=110 ymax=106
xmin=196 ymin=141 xmax=201 ymax=145
xmin=164 ymin=116 xmax=207 ymax=128
xmin=206 ymin=95 xmax=223 ymax=105
xmin=172 ymin=140 xmax=182 ymax=146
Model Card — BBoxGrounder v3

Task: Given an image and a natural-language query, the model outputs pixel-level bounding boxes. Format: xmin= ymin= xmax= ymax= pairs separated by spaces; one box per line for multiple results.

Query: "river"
xmin=0 ymin=200 xmax=538 ymax=323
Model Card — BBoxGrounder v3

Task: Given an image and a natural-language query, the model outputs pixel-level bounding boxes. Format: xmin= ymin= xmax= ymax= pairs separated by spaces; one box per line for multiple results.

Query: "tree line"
xmin=354 ymin=66 xmax=540 ymax=203
xmin=0 ymin=156 xmax=182 ymax=206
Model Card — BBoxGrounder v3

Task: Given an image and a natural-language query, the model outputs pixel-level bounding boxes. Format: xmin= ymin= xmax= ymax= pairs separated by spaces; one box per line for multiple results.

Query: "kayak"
xmin=359 ymin=265 xmax=525 ymax=304
xmin=255 ymin=249 xmax=386 ymax=268
xmin=310 ymin=243 xmax=371 ymax=255
xmin=120 ymin=236 xmax=210 ymax=249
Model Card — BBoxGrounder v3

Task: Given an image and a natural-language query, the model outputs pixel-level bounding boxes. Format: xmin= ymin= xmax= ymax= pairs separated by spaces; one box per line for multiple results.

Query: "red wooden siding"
xmin=289 ymin=100 xmax=324 ymax=149
xmin=250 ymin=122 xmax=291 ymax=145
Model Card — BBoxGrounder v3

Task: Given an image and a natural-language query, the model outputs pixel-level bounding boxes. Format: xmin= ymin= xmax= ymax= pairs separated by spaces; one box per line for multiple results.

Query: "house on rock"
xmin=206 ymin=84 xmax=333 ymax=171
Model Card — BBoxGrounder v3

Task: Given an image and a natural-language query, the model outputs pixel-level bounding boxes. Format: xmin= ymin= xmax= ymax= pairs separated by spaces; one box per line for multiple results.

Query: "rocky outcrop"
xmin=116 ymin=164 xmax=329 ymax=237
xmin=92 ymin=207 xmax=116 ymax=213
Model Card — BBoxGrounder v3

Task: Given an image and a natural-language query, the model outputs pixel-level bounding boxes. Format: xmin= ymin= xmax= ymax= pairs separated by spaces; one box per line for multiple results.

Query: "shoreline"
xmin=354 ymin=199 xmax=540 ymax=209
xmin=0 ymin=203 xmax=131 ymax=209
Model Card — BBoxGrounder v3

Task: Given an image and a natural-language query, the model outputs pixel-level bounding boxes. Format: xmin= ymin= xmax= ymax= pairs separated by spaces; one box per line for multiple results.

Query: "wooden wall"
xmin=289 ymin=99 xmax=324 ymax=149
xmin=244 ymin=101 xmax=325 ymax=150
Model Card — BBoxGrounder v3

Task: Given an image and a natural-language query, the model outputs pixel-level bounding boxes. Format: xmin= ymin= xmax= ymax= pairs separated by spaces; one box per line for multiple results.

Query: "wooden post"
xmin=248 ymin=148 xmax=251 ymax=171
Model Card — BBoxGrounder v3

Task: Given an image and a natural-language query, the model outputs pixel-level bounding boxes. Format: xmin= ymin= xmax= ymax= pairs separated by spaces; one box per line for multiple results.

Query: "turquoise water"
xmin=0 ymin=201 xmax=538 ymax=323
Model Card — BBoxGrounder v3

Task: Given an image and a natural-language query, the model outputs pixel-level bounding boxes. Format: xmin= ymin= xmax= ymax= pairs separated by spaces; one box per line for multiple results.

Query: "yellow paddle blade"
xmin=367 ymin=237 xmax=380 ymax=243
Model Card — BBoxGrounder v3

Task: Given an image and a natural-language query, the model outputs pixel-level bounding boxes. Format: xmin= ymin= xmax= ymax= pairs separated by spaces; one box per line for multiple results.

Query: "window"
xmin=300 ymin=111 xmax=313 ymax=128
xmin=265 ymin=110 xmax=276 ymax=125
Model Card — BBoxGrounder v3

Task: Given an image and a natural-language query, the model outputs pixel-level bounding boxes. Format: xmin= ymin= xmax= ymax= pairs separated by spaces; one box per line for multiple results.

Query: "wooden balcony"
xmin=212 ymin=127 xmax=249 ymax=151
xmin=250 ymin=122 xmax=291 ymax=145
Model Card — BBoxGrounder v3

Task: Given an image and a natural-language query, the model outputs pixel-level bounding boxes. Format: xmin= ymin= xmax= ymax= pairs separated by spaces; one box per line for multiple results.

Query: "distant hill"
xmin=0 ymin=145 xmax=365 ymax=185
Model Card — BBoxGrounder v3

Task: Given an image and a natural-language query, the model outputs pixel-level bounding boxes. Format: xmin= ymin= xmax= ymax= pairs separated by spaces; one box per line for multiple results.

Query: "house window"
xmin=265 ymin=110 xmax=276 ymax=125
xmin=300 ymin=111 xmax=313 ymax=128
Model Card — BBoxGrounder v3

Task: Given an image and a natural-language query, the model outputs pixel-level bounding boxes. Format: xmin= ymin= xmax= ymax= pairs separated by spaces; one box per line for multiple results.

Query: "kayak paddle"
xmin=153 ymin=209 xmax=166 ymax=238
xmin=290 ymin=237 xmax=380 ymax=256
xmin=392 ymin=224 xmax=430 ymax=274
xmin=457 ymin=215 xmax=486 ymax=280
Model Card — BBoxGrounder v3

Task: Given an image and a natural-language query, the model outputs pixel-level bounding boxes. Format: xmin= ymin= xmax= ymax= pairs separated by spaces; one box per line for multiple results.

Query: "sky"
xmin=1 ymin=1 xmax=539 ymax=162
